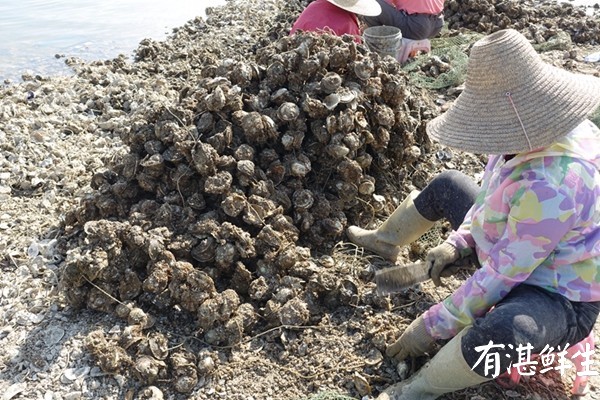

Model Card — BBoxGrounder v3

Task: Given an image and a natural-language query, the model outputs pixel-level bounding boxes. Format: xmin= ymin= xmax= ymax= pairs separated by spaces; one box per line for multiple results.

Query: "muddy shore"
xmin=1 ymin=0 xmax=600 ymax=399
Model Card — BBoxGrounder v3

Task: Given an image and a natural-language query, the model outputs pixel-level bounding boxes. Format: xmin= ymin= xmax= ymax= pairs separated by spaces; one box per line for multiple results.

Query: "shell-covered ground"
xmin=1 ymin=0 xmax=600 ymax=399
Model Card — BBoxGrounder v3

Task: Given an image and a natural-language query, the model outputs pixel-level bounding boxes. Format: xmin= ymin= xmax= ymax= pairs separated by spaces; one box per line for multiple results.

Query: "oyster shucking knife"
xmin=375 ymin=259 xmax=472 ymax=295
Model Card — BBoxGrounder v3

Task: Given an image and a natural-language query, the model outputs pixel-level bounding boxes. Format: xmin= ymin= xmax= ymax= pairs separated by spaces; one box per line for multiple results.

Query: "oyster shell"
xmin=353 ymin=58 xmax=374 ymax=80
xmin=204 ymin=171 xmax=233 ymax=195
xmin=134 ymin=356 xmax=166 ymax=384
xmin=277 ymin=102 xmax=301 ymax=122
xmin=292 ymin=189 xmax=314 ymax=211
xmin=323 ymin=93 xmax=340 ymax=111
xmin=204 ymin=86 xmax=226 ymax=111
xmin=221 ymin=192 xmax=247 ymax=217
xmin=278 ymin=297 xmax=310 ymax=326
xmin=233 ymin=111 xmax=277 ymax=144
xmin=320 ymin=72 xmax=343 ymax=94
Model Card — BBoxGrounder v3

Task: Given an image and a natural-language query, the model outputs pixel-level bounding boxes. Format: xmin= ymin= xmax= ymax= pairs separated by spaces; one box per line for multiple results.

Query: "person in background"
xmin=347 ymin=29 xmax=600 ymax=399
xmin=361 ymin=0 xmax=444 ymax=40
xmin=290 ymin=0 xmax=381 ymax=42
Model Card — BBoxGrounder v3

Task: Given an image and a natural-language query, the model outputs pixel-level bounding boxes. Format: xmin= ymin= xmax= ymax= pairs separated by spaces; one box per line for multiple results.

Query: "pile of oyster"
xmin=445 ymin=0 xmax=600 ymax=44
xmin=49 ymin=0 xmax=600 ymax=392
xmin=58 ymin=31 xmax=438 ymax=388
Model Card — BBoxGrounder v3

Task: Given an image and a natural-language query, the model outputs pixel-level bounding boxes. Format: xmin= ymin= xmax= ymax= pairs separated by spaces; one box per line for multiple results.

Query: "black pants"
xmin=415 ymin=170 xmax=600 ymax=378
xmin=361 ymin=0 xmax=444 ymax=40
xmin=463 ymin=284 xmax=600 ymax=378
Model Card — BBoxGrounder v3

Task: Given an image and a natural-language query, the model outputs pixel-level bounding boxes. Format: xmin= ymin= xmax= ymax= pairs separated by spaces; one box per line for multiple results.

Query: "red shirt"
xmin=290 ymin=0 xmax=362 ymax=41
xmin=389 ymin=0 xmax=444 ymax=14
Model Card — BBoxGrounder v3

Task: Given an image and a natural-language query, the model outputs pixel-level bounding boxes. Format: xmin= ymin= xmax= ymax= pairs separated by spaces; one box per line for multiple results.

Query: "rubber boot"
xmin=376 ymin=328 xmax=490 ymax=400
xmin=346 ymin=191 xmax=435 ymax=261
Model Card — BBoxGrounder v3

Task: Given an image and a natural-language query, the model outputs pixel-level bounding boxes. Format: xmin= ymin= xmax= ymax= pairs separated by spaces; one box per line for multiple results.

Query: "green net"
xmin=298 ymin=392 xmax=357 ymax=400
xmin=590 ymin=106 xmax=600 ymax=129
xmin=401 ymin=33 xmax=484 ymax=90
xmin=400 ymin=30 xmax=575 ymax=90
xmin=430 ymin=33 xmax=484 ymax=49
xmin=416 ymin=222 xmax=445 ymax=249
xmin=532 ymin=30 xmax=572 ymax=52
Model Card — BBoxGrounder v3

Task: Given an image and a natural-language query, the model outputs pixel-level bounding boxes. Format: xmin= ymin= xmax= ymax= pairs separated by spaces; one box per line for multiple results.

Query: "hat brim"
xmin=427 ymin=54 xmax=600 ymax=155
xmin=326 ymin=0 xmax=382 ymax=16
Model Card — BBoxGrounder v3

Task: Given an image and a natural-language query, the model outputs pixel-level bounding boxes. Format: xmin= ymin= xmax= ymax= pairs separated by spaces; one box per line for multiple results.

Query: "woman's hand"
xmin=386 ymin=315 xmax=436 ymax=362
xmin=426 ymin=242 xmax=459 ymax=286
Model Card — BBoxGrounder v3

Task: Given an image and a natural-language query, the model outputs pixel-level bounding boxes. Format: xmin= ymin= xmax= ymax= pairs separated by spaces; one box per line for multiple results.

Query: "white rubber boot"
xmin=376 ymin=328 xmax=490 ymax=400
xmin=346 ymin=191 xmax=435 ymax=261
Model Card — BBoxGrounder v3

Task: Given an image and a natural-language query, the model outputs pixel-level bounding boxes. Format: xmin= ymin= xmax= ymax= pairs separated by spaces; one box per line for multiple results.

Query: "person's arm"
xmin=423 ymin=178 xmax=578 ymax=339
xmin=445 ymin=206 xmax=475 ymax=257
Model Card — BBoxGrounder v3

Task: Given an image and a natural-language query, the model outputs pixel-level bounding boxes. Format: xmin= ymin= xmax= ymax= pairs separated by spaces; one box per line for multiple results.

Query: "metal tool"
xmin=374 ymin=259 xmax=473 ymax=295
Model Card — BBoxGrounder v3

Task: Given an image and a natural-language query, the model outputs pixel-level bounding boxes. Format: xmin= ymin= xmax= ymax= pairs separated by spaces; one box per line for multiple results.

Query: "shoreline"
xmin=0 ymin=0 xmax=228 ymax=84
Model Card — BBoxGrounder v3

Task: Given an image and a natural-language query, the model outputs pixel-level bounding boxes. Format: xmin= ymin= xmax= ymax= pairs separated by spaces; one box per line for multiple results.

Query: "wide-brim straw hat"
xmin=326 ymin=0 xmax=381 ymax=16
xmin=426 ymin=29 xmax=600 ymax=155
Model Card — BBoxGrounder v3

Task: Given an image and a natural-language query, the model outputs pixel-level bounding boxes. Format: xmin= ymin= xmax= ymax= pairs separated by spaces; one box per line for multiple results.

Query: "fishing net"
xmin=299 ymin=392 xmax=357 ymax=400
xmin=591 ymin=106 xmax=600 ymax=129
xmin=401 ymin=30 xmax=576 ymax=91
xmin=415 ymin=222 xmax=446 ymax=251
xmin=532 ymin=30 xmax=572 ymax=52
xmin=401 ymin=33 xmax=484 ymax=90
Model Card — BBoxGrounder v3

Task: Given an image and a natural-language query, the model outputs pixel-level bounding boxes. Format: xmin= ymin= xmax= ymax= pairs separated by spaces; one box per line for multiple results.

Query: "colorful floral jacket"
xmin=423 ymin=119 xmax=600 ymax=340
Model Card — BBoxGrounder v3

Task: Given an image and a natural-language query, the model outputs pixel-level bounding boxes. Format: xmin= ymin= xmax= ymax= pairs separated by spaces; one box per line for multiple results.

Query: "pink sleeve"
xmin=392 ymin=0 xmax=445 ymax=14
xmin=446 ymin=206 xmax=476 ymax=256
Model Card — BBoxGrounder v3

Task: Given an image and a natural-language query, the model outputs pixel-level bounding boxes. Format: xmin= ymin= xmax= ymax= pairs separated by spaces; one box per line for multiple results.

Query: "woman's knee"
xmin=462 ymin=316 xmax=517 ymax=351
xmin=415 ymin=169 xmax=477 ymax=228
xmin=461 ymin=320 xmax=521 ymax=377
xmin=464 ymin=313 xmax=541 ymax=348
xmin=430 ymin=169 xmax=471 ymax=189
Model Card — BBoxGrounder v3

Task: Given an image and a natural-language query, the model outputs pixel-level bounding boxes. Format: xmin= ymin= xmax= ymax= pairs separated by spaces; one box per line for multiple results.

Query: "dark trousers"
xmin=463 ymin=284 xmax=600 ymax=378
xmin=415 ymin=170 xmax=600 ymax=378
xmin=360 ymin=0 xmax=444 ymax=40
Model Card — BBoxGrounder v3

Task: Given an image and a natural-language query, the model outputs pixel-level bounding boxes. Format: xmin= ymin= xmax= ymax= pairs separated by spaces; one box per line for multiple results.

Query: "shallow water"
xmin=0 ymin=0 xmax=226 ymax=82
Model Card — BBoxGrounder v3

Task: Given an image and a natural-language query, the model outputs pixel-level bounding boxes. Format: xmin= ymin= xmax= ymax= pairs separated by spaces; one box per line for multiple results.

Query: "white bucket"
xmin=363 ymin=25 xmax=403 ymax=59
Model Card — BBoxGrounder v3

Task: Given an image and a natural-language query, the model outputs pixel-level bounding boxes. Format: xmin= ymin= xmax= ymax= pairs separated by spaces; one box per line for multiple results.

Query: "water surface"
xmin=0 ymin=0 xmax=225 ymax=82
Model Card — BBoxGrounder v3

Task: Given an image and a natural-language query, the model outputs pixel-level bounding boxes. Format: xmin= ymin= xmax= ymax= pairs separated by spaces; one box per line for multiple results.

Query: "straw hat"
xmin=426 ymin=29 xmax=600 ymax=155
xmin=326 ymin=0 xmax=382 ymax=16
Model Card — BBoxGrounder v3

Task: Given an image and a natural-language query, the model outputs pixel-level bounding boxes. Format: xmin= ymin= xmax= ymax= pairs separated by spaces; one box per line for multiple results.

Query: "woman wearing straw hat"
xmin=290 ymin=0 xmax=381 ymax=42
xmin=347 ymin=29 xmax=600 ymax=399
xmin=361 ymin=0 xmax=444 ymax=40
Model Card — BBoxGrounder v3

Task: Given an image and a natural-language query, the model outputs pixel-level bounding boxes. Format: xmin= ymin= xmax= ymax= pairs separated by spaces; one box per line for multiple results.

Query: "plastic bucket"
xmin=363 ymin=25 xmax=403 ymax=58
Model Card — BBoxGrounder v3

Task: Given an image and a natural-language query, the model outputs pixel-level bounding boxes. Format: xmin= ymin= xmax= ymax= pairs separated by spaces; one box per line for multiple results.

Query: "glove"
xmin=386 ymin=315 xmax=436 ymax=362
xmin=425 ymin=242 xmax=459 ymax=287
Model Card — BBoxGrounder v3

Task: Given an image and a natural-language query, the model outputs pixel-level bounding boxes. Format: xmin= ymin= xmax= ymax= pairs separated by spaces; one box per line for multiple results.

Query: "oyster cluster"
xmin=62 ymin=31 xmax=434 ymax=319
xmin=59 ymin=31 xmax=436 ymax=390
xmin=445 ymin=0 xmax=600 ymax=43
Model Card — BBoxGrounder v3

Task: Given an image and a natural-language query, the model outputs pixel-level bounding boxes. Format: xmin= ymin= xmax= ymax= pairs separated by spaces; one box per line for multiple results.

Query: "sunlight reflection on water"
xmin=0 ymin=0 xmax=226 ymax=82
